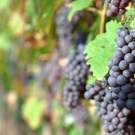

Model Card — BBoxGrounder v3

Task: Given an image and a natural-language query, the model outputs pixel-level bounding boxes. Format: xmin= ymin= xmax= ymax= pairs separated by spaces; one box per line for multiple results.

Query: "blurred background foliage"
xmin=0 ymin=0 xmax=102 ymax=135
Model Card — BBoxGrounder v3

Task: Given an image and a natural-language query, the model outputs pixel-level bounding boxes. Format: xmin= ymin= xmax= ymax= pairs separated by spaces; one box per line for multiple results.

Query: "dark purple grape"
xmin=129 ymin=63 xmax=135 ymax=72
xmin=126 ymin=99 xmax=135 ymax=110
xmin=119 ymin=60 xmax=128 ymax=70
xmin=112 ymin=87 xmax=121 ymax=93
xmin=117 ymin=99 xmax=126 ymax=109
xmin=112 ymin=58 xmax=121 ymax=65
xmin=122 ymin=46 xmax=131 ymax=54
xmin=131 ymin=50 xmax=135 ymax=56
xmin=123 ymin=70 xmax=132 ymax=78
xmin=128 ymin=41 xmax=135 ymax=50
xmin=119 ymin=29 xmax=128 ymax=37
xmin=124 ymin=53 xmax=134 ymax=63
xmin=112 ymin=71 xmax=120 ymax=77
xmin=108 ymin=77 xmax=117 ymax=86
xmin=118 ymin=92 xmax=127 ymax=100
xmin=114 ymin=50 xmax=124 ymax=58
xmin=117 ymin=75 xmax=128 ymax=85
xmin=112 ymin=65 xmax=119 ymax=71
xmin=117 ymin=38 xmax=126 ymax=47
xmin=125 ymin=35 xmax=132 ymax=43
xmin=121 ymin=84 xmax=133 ymax=93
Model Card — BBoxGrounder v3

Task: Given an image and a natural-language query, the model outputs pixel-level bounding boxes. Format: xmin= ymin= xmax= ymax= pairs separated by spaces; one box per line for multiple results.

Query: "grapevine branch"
xmin=87 ymin=4 xmax=107 ymax=33
xmin=87 ymin=7 xmax=101 ymax=15
xmin=100 ymin=4 xmax=107 ymax=33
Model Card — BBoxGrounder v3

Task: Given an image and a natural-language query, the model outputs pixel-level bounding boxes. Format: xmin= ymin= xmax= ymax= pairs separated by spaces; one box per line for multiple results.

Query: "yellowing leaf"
xmin=9 ymin=13 xmax=24 ymax=35
xmin=22 ymin=97 xmax=44 ymax=129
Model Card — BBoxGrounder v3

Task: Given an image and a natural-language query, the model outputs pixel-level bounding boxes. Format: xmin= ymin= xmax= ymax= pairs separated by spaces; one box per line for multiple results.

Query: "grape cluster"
xmin=108 ymin=27 xmax=135 ymax=110
xmin=95 ymin=88 xmax=127 ymax=134
xmin=55 ymin=6 xmax=82 ymax=56
xmin=84 ymin=27 xmax=135 ymax=133
xmin=95 ymin=87 xmax=135 ymax=135
xmin=106 ymin=0 xmax=131 ymax=16
xmin=85 ymin=82 xmax=135 ymax=134
xmin=63 ymin=44 xmax=89 ymax=108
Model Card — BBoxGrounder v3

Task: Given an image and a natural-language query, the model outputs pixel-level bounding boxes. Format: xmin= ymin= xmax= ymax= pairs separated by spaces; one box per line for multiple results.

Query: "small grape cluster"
xmin=105 ymin=0 xmax=131 ymax=17
xmin=55 ymin=6 xmax=72 ymax=39
xmin=84 ymin=82 xmax=103 ymax=100
xmin=108 ymin=27 xmax=135 ymax=110
xmin=63 ymin=44 xmax=89 ymax=108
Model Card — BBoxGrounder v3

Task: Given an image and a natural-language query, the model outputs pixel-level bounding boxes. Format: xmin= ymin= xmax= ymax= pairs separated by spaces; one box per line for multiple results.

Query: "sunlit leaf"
xmin=22 ymin=97 xmax=44 ymax=129
xmin=68 ymin=0 xmax=93 ymax=21
xmin=85 ymin=20 xmax=121 ymax=81
xmin=9 ymin=13 xmax=24 ymax=35
xmin=0 ymin=0 xmax=10 ymax=9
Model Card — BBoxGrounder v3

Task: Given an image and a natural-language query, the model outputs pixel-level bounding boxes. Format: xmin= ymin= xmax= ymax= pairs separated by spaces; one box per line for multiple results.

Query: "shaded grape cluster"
xmin=108 ymin=27 xmax=135 ymax=110
xmin=63 ymin=44 xmax=89 ymax=108
xmin=105 ymin=0 xmax=131 ymax=16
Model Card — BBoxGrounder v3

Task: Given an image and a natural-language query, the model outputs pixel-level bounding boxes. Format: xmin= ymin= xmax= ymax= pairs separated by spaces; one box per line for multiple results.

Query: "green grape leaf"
xmin=22 ymin=97 xmax=44 ymax=129
xmin=68 ymin=0 xmax=93 ymax=21
xmin=85 ymin=20 xmax=121 ymax=80
xmin=125 ymin=8 xmax=135 ymax=28
xmin=87 ymin=75 xmax=97 ymax=84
